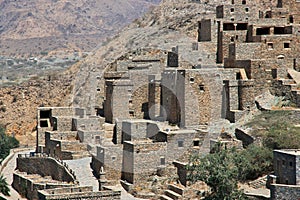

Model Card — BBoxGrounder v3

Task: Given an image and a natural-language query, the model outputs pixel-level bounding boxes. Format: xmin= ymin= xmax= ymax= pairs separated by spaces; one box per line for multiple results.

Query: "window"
xmin=160 ymin=157 xmax=166 ymax=165
xmin=231 ymin=8 xmax=234 ymax=12
xmin=129 ymin=111 xmax=135 ymax=117
xmin=265 ymin=11 xmax=272 ymax=18
xmin=277 ymin=0 xmax=283 ymax=8
xmin=193 ymin=140 xmax=200 ymax=147
xmin=282 ymin=160 xmax=286 ymax=166
xmin=231 ymin=18 xmax=234 ymax=21
xmin=236 ymin=23 xmax=248 ymax=30
xmin=40 ymin=110 xmax=51 ymax=118
xmin=199 ymin=85 xmax=205 ymax=92
xmin=223 ymin=23 xmax=235 ymax=31
xmin=232 ymin=0 xmax=234 ymax=4
xmin=192 ymin=43 xmax=198 ymax=51
xmin=97 ymin=88 xmax=101 ymax=92
xmin=242 ymin=0 xmax=246 ymax=4
xmin=40 ymin=120 xmax=49 ymax=128
xmin=178 ymin=140 xmax=184 ymax=147
xmin=236 ymin=72 xmax=241 ymax=80
xmin=256 ymin=27 xmax=270 ymax=35
xmin=272 ymin=69 xmax=277 ymax=79
xmin=268 ymin=43 xmax=273 ymax=50
xmin=245 ymin=8 xmax=249 ymax=12
xmin=274 ymin=27 xmax=285 ymax=34
xmin=284 ymin=42 xmax=290 ymax=49
xmin=289 ymin=15 xmax=294 ymax=23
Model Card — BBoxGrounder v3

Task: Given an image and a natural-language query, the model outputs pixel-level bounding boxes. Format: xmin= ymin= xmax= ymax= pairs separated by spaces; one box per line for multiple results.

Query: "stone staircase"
xmin=160 ymin=184 xmax=185 ymax=200
xmin=248 ymin=175 xmax=268 ymax=189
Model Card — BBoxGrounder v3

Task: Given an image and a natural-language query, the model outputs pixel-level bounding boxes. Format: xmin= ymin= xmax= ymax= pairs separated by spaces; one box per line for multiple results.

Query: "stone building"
xmin=103 ymin=49 xmax=168 ymax=123
xmin=269 ymin=149 xmax=300 ymax=199
xmin=197 ymin=0 xmax=300 ymax=121
xmin=273 ymin=149 xmax=300 ymax=185
xmin=37 ymin=106 xmax=109 ymax=160
xmin=36 ymin=107 xmax=86 ymax=152
xmin=28 ymin=0 xmax=300 ymax=199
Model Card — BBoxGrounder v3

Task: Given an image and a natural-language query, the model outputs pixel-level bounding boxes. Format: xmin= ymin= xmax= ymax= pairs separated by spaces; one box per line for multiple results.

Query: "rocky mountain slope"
xmin=0 ymin=0 xmax=161 ymax=56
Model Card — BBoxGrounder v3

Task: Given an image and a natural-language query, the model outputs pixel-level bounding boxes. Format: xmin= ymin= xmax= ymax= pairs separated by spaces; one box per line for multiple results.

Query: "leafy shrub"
xmin=0 ymin=125 xmax=19 ymax=161
xmin=187 ymin=147 xmax=249 ymax=200
xmin=187 ymin=144 xmax=273 ymax=199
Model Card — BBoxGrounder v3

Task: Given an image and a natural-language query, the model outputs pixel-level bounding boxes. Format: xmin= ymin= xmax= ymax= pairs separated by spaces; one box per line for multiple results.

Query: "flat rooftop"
xmin=274 ymin=149 xmax=300 ymax=156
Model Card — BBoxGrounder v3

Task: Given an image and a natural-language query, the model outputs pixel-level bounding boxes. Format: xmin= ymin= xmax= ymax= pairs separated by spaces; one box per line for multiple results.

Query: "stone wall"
xmin=270 ymin=184 xmax=300 ymax=200
xmin=235 ymin=128 xmax=254 ymax=147
xmin=161 ymin=68 xmax=225 ymax=127
xmin=104 ymin=80 xmax=132 ymax=123
xmin=166 ymin=130 xmax=197 ymax=162
xmin=238 ymin=80 xmax=256 ymax=110
xmin=38 ymin=186 xmax=121 ymax=200
xmin=72 ymin=117 xmax=105 ymax=131
xmin=217 ymin=4 xmax=258 ymax=21
xmin=52 ymin=117 xmax=73 ymax=131
xmin=122 ymin=119 xmax=149 ymax=142
xmin=92 ymin=144 xmax=123 ymax=181
xmin=173 ymin=161 xmax=187 ymax=186
xmin=131 ymin=85 xmax=149 ymax=119
xmin=16 ymin=155 xmax=76 ymax=183
xmin=45 ymin=131 xmax=77 ymax=141
xmin=51 ymin=107 xmax=76 ymax=117
xmin=198 ymin=19 xmax=212 ymax=42
xmin=161 ymin=69 xmax=182 ymax=126
xmin=77 ymin=130 xmax=104 ymax=144
xmin=222 ymin=30 xmax=248 ymax=62
xmin=44 ymin=131 xmax=87 ymax=160
xmin=13 ymin=172 xmax=74 ymax=200
xmin=122 ymin=140 xmax=168 ymax=184
xmin=148 ymin=75 xmax=161 ymax=119
xmin=183 ymin=70 xmax=211 ymax=126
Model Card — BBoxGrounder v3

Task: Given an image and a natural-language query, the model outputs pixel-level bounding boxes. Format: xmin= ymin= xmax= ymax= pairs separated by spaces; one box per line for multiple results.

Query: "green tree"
xmin=187 ymin=148 xmax=248 ymax=200
xmin=0 ymin=174 xmax=10 ymax=197
xmin=0 ymin=125 xmax=19 ymax=160
xmin=235 ymin=145 xmax=273 ymax=181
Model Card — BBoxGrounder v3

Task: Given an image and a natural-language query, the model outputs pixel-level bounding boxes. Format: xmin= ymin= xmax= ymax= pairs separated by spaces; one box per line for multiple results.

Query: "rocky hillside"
xmin=0 ymin=68 xmax=76 ymax=146
xmin=0 ymin=0 xmax=161 ymax=56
